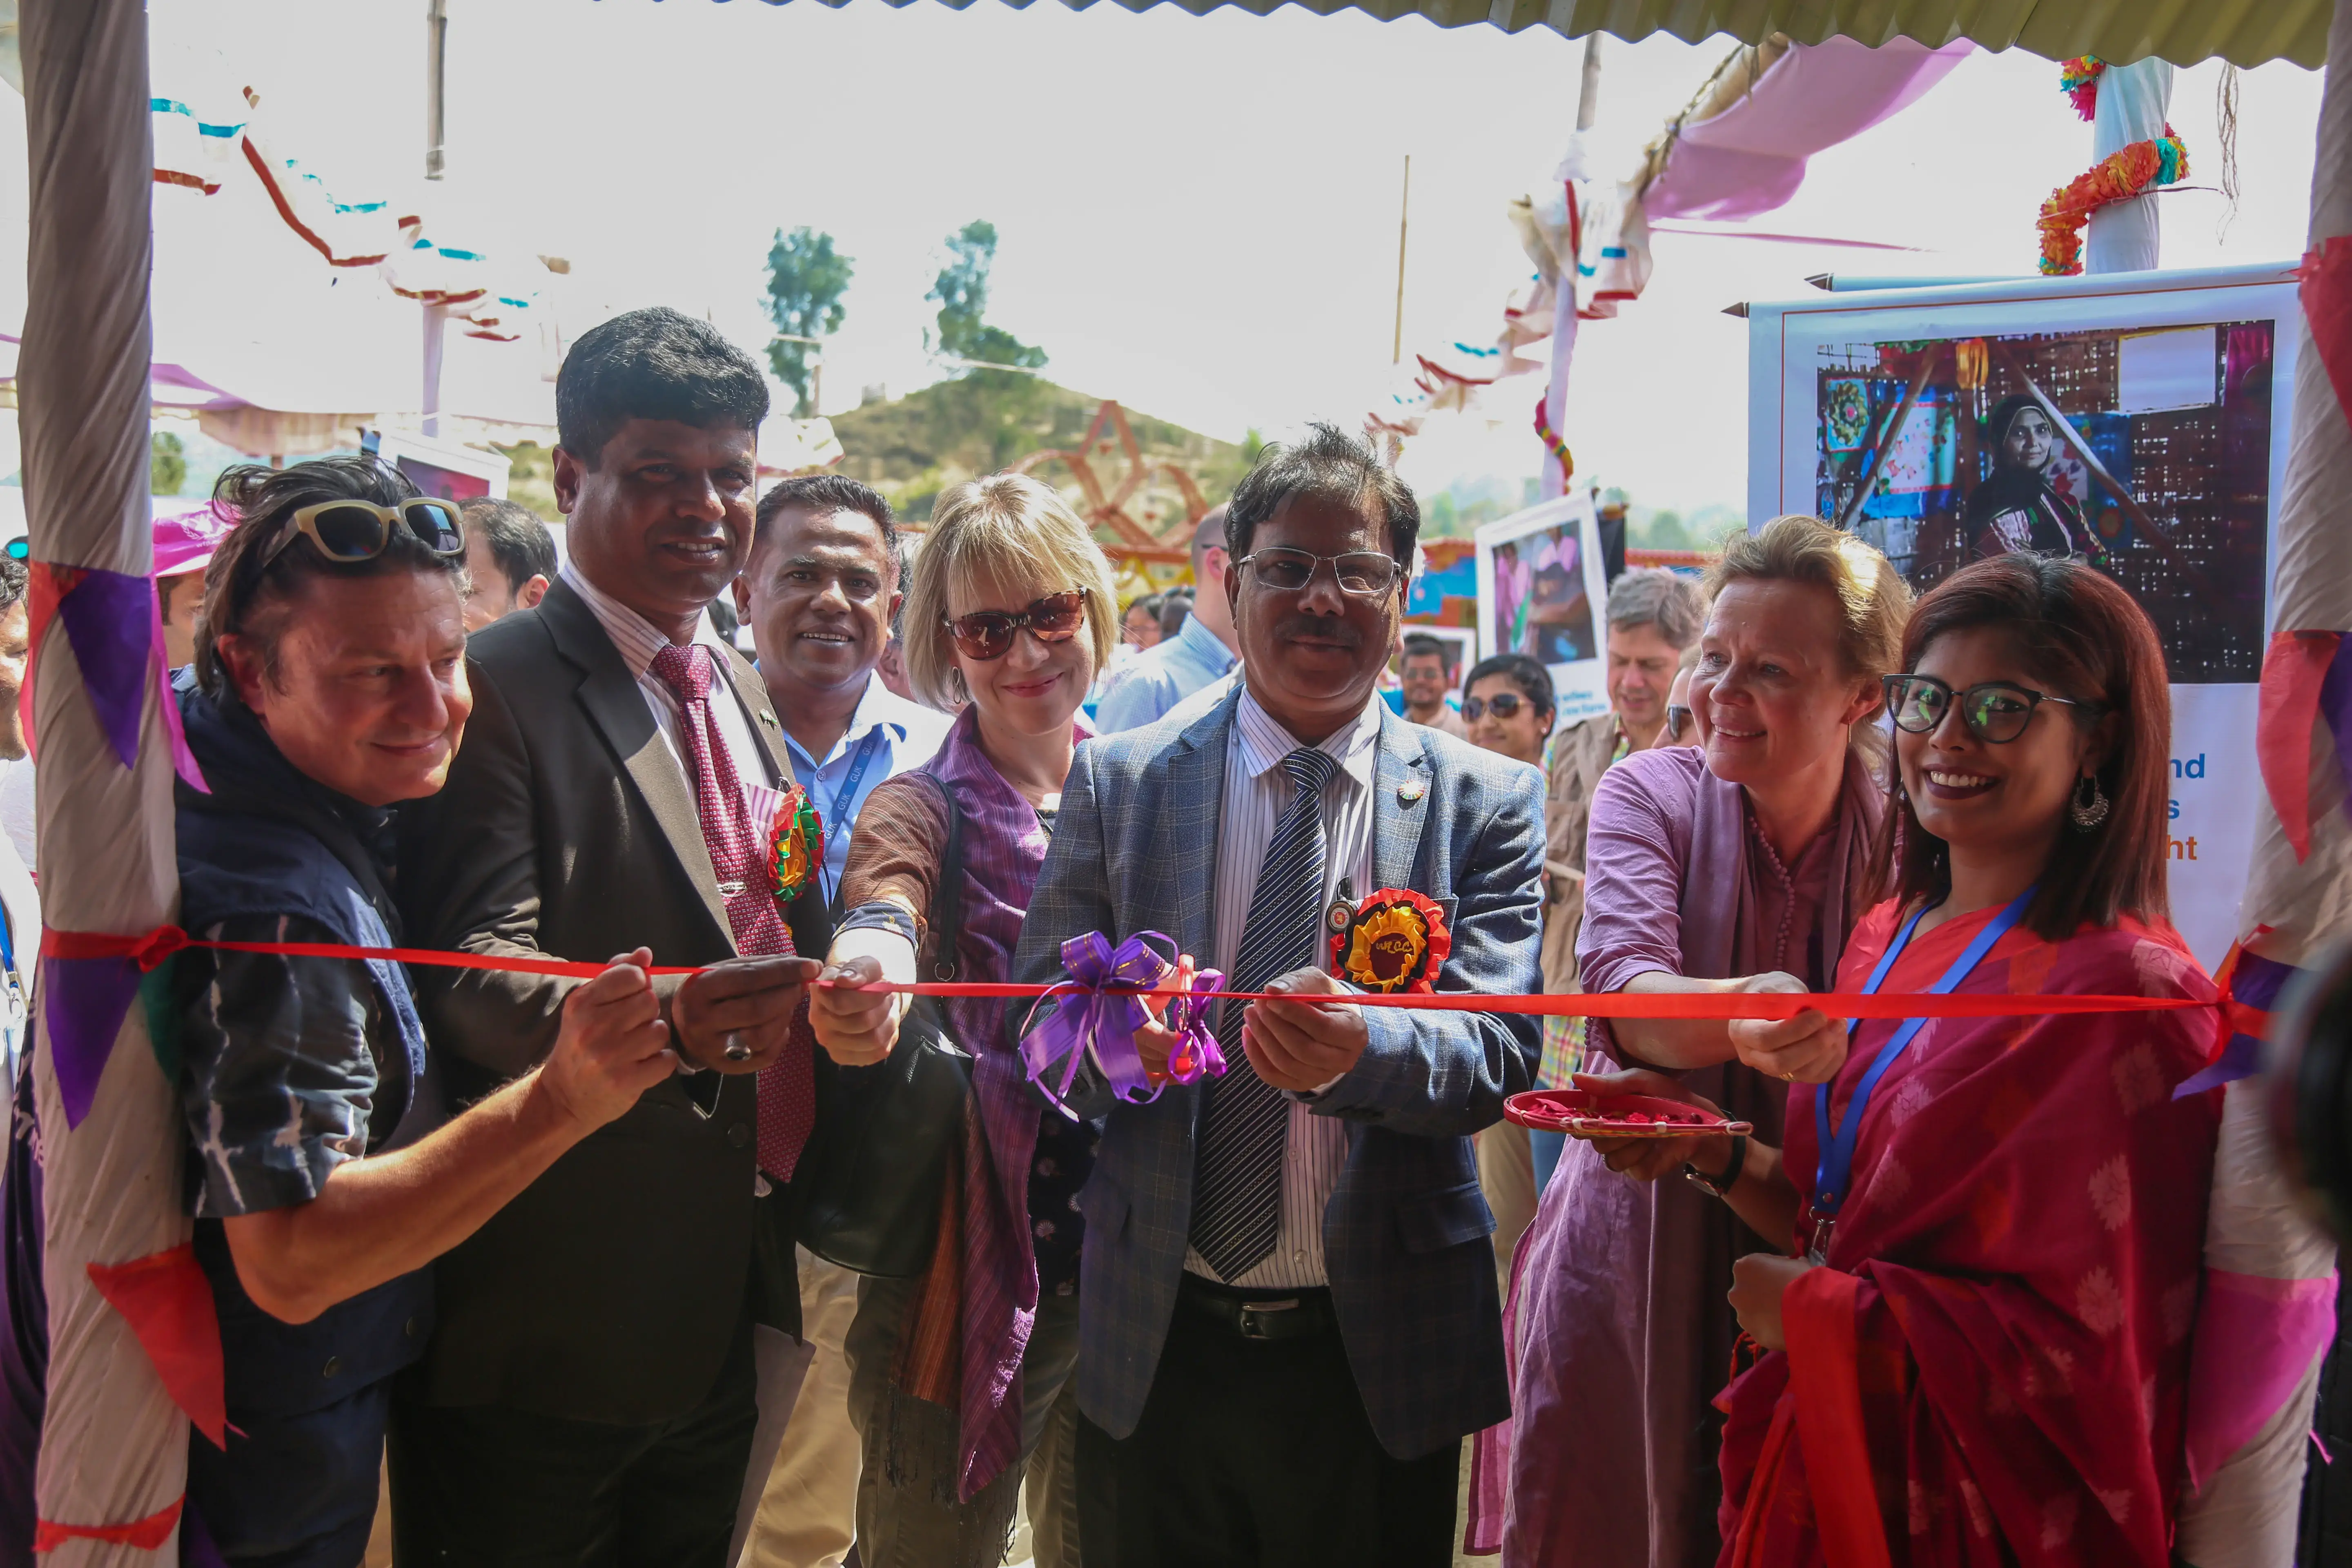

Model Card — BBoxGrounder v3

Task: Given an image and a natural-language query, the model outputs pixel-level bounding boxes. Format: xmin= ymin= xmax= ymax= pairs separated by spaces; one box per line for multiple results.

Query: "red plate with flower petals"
xmin=1505 ymin=1088 xmax=1753 ymax=1140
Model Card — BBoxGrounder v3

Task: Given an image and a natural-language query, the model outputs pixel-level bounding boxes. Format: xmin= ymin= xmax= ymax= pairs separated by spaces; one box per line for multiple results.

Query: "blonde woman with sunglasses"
xmin=808 ymin=472 xmax=1116 ymax=1568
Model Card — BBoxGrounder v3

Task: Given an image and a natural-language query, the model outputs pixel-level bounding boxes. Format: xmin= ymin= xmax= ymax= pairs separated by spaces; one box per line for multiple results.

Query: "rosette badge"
xmin=768 ymin=783 xmax=826 ymax=902
xmin=1332 ymin=888 xmax=1450 ymax=994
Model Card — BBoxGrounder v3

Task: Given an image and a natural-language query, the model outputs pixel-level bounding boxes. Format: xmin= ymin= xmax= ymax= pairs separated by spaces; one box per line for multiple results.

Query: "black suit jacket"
xmin=397 ymin=578 xmax=817 ymax=1424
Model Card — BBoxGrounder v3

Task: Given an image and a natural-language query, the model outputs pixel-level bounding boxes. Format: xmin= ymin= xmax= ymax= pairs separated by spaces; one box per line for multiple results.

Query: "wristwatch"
xmin=1682 ymin=1133 xmax=1746 ymax=1198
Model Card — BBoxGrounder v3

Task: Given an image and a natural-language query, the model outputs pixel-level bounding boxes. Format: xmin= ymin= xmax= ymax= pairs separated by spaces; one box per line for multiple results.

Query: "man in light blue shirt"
xmin=733 ymin=474 xmax=952 ymax=903
xmin=1094 ymin=506 xmax=1240 ymax=733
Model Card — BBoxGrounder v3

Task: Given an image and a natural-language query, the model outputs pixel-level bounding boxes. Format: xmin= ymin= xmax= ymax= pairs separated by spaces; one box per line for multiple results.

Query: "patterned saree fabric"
xmin=1717 ymin=900 xmax=2222 ymax=1567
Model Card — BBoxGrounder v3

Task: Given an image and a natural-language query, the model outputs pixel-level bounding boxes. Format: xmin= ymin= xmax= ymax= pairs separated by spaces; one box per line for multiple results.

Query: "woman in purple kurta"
xmin=1468 ymin=517 xmax=1909 ymax=1566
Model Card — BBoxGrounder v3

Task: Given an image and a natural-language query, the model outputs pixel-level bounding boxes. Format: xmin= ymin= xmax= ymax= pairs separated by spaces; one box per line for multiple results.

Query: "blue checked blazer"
xmin=1011 ymin=687 xmax=1545 ymax=1459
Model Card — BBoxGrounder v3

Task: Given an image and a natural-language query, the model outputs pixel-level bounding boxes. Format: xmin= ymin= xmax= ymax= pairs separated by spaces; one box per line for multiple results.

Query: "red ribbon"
xmin=33 ymin=1495 xmax=182 ymax=1552
xmin=42 ymin=925 xmax=2209 ymax=1022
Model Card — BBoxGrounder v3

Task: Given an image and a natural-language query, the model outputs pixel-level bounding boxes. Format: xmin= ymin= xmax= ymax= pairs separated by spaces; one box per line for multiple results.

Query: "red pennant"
xmin=18 ymin=561 xmax=82 ymax=763
xmin=2257 ymin=630 xmax=2341 ymax=861
xmin=2301 ymin=239 xmax=2352 ymax=436
xmin=85 ymin=1243 xmax=227 ymax=1448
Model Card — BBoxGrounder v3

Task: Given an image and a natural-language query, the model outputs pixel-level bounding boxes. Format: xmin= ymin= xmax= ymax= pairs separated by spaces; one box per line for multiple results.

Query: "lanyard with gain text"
xmin=1807 ymin=885 xmax=2036 ymax=1262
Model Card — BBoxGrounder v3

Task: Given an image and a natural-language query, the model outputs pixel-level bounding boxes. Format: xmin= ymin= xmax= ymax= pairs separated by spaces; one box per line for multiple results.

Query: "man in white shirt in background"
xmin=1397 ymin=632 xmax=1467 ymax=738
xmin=1093 ymin=506 xmax=1239 ymax=733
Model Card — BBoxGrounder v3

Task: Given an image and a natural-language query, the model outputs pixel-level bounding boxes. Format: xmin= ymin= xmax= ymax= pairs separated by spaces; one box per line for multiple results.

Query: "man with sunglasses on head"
xmin=395 ymin=308 xmax=825 ymax=1567
xmin=1012 ymin=424 xmax=1544 ymax=1565
xmin=1094 ymin=505 xmax=1240 ymax=733
xmin=108 ymin=458 xmax=674 ymax=1566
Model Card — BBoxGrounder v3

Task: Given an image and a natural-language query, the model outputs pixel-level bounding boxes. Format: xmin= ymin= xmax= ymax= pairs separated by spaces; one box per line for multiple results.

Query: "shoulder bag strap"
xmin=924 ymin=775 xmax=967 ymax=983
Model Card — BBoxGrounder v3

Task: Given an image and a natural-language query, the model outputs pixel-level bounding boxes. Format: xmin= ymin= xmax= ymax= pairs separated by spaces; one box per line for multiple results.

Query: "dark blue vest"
xmin=174 ymin=679 xmax=435 ymax=1562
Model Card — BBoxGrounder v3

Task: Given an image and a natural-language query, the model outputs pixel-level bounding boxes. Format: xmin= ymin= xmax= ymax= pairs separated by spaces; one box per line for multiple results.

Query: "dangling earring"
xmin=2069 ymin=771 xmax=2109 ymax=831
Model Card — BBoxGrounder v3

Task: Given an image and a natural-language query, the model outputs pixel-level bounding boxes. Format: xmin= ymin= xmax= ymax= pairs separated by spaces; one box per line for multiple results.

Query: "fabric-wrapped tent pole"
xmin=2172 ymin=0 xmax=2352 ymax=1561
xmin=20 ymin=0 xmax=193 ymax=1562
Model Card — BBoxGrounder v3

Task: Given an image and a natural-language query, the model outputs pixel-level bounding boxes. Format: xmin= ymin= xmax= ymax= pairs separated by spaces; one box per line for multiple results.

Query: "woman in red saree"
xmin=1582 ymin=554 xmax=2221 ymax=1566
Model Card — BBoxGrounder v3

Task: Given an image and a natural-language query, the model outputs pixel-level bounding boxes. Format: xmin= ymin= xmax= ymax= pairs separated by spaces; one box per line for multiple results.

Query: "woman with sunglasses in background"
xmin=808 ymin=472 xmax=1116 ymax=1568
xmin=1474 ymin=516 xmax=1907 ymax=1568
xmin=123 ymin=459 xmax=670 ymax=1565
xmin=1566 ymin=553 xmax=2220 ymax=1565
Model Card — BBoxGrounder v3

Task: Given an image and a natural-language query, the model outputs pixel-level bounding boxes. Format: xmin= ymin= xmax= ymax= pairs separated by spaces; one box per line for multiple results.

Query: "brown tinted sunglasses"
xmin=944 ymin=590 xmax=1086 ymax=661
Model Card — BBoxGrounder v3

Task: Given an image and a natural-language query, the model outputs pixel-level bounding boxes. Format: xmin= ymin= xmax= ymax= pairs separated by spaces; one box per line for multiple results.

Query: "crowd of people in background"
xmin=0 ymin=303 xmax=2265 ymax=1568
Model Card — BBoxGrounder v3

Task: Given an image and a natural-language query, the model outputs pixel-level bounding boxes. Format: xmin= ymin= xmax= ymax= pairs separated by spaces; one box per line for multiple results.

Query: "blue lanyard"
xmin=818 ymin=726 xmax=887 ymax=836
xmin=1809 ymin=886 xmax=2036 ymax=1221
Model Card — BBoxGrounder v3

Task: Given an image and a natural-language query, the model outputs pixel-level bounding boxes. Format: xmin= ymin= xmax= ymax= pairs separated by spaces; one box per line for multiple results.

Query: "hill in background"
xmin=831 ymin=375 xmax=1252 ymax=535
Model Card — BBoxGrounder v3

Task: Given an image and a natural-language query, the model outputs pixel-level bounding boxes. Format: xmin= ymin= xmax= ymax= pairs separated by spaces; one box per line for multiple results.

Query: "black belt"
xmin=1177 ymin=1272 xmax=1336 ymax=1342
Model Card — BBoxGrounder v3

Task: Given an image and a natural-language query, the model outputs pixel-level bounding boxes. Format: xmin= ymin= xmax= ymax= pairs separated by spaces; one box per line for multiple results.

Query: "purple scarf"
xmin=922 ymin=706 xmax=1063 ymax=1501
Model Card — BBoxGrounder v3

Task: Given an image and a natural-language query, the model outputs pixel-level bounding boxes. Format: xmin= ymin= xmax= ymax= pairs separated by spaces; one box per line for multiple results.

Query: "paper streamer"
xmin=42 ymin=953 xmax=146 ymax=1129
xmin=83 ymin=1245 xmax=226 ymax=1450
xmin=2178 ymin=943 xmax=2299 ymax=1097
xmin=2256 ymin=630 xmax=2341 ymax=861
xmin=54 ymin=568 xmax=162 ymax=773
xmin=2302 ymin=238 xmax=2352 ymax=437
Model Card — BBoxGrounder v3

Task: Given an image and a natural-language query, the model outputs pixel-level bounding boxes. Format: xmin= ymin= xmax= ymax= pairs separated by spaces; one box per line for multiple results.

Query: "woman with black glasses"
xmin=808 ymin=471 xmax=1116 ymax=1568
xmin=1563 ymin=552 xmax=2220 ymax=1566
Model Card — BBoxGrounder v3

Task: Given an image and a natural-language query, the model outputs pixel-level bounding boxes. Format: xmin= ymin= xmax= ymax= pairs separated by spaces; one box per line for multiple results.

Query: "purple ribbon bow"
xmin=1021 ymin=931 xmax=1227 ymax=1117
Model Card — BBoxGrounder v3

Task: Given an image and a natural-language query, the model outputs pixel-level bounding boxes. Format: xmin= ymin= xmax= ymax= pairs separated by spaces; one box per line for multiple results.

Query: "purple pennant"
xmin=42 ymin=955 xmax=143 ymax=1128
xmin=54 ymin=568 xmax=158 ymax=774
xmin=2323 ymin=637 xmax=2352 ymax=827
xmin=1020 ymin=932 xmax=1225 ymax=1117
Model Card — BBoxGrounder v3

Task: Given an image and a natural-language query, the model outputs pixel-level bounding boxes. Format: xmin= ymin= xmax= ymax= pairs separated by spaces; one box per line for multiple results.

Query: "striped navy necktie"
xmin=1190 ymin=745 xmax=1339 ymax=1281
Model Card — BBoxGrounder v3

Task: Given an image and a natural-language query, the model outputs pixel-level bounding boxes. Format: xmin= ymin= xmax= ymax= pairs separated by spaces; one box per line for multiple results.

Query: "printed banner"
xmin=1748 ymin=265 xmax=2301 ymax=968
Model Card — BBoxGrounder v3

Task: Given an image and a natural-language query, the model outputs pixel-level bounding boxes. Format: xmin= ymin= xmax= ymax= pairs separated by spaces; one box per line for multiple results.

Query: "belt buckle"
xmin=1236 ymin=1298 xmax=1299 ymax=1339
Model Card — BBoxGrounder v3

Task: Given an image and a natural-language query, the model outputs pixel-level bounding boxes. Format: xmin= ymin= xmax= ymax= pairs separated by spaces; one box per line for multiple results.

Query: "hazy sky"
xmin=106 ymin=3 xmax=2336 ymax=512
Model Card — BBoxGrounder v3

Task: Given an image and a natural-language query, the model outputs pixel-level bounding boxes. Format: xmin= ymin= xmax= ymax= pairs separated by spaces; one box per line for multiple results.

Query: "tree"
xmin=928 ymin=220 xmax=1045 ymax=381
xmin=764 ymin=227 xmax=853 ymax=416
xmin=150 ymin=430 xmax=186 ymax=497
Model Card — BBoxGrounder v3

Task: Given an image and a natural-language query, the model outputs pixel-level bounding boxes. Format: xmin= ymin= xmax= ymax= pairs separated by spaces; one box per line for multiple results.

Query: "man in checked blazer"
xmin=1011 ymin=425 xmax=1544 ymax=1566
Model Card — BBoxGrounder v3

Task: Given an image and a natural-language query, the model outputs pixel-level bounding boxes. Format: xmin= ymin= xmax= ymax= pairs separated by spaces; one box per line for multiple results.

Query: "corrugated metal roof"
xmin=764 ymin=0 xmax=2329 ymax=69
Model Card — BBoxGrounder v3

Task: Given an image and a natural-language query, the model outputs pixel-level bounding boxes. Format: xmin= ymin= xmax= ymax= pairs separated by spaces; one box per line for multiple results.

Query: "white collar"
xmin=1233 ymin=686 xmax=1381 ymax=790
xmin=559 ymin=557 xmax=733 ymax=679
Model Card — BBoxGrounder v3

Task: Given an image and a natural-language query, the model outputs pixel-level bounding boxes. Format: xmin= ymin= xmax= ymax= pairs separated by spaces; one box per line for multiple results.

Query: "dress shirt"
xmin=778 ymin=671 xmax=953 ymax=900
xmin=559 ymin=560 xmax=774 ymax=808
xmin=1094 ymin=612 xmax=1238 ymax=733
xmin=1182 ymin=687 xmax=1381 ymax=1291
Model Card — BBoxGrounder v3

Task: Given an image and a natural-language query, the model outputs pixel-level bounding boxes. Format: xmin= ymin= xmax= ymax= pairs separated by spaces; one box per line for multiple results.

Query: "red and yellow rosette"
xmin=1331 ymin=887 xmax=1450 ymax=995
xmin=768 ymin=782 xmax=824 ymax=902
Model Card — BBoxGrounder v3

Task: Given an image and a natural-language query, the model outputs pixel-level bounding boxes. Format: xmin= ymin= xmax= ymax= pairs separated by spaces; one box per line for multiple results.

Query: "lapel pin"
xmin=759 ymin=710 xmax=780 ymax=728
xmin=1397 ymin=779 xmax=1426 ymax=805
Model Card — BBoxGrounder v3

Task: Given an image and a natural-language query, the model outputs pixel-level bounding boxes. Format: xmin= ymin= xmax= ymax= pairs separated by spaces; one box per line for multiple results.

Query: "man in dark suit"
xmin=392 ymin=307 xmax=822 ymax=1565
xmin=1013 ymin=424 xmax=1546 ymax=1565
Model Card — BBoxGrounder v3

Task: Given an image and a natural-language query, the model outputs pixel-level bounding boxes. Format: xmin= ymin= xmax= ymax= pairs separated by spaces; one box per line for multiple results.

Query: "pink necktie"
xmin=649 ymin=642 xmax=815 ymax=1180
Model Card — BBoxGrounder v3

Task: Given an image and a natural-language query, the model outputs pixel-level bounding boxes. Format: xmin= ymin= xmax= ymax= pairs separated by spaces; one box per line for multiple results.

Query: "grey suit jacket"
xmin=397 ymin=578 xmax=810 ymax=1424
xmin=1011 ymin=687 xmax=1544 ymax=1458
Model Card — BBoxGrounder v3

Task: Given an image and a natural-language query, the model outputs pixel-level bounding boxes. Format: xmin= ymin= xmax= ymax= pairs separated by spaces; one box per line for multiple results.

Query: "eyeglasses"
xmin=1664 ymin=704 xmax=1693 ymax=741
xmin=1463 ymin=692 xmax=1531 ymax=722
xmin=1882 ymin=673 xmax=2096 ymax=745
xmin=943 ymin=590 xmax=1087 ymax=662
xmin=262 ymin=498 xmax=466 ymax=569
xmin=1234 ymin=548 xmax=1402 ymax=598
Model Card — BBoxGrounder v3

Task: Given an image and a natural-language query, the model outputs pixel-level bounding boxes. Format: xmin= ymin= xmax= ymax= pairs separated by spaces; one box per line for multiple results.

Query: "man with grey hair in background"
xmin=1093 ymin=505 xmax=1239 ymax=732
xmin=1530 ymin=565 xmax=1706 ymax=1191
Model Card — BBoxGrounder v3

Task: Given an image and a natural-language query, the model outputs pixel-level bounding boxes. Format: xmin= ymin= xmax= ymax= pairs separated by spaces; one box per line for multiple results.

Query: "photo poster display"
xmin=1746 ymin=263 xmax=2302 ymax=968
xmin=1474 ymin=490 xmax=1612 ymax=730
